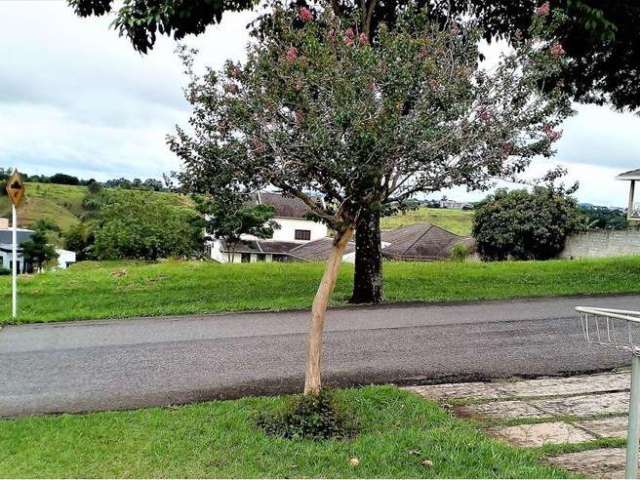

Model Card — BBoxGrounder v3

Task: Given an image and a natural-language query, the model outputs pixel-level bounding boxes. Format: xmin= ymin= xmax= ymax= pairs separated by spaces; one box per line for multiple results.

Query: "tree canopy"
xmin=170 ymin=5 xmax=572 ymax=394
xmin=473 ymin=181 xmax=580 ymax=261
xmin=68 ymin=0 xmax=640 ymax=110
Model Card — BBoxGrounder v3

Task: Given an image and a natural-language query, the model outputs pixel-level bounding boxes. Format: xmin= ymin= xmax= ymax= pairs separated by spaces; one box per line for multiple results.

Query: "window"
xmin=241 ymin=253 xmax=251 ymax=263
xmin=295 ymin=229 xmax=311 ymax=241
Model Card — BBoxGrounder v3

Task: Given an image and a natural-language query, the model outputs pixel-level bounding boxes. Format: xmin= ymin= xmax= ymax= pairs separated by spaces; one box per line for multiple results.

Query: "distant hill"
xmin=381 ymin=207 xmax=473 ymax=236
xmin=0 ymin=183 xmax=474 ymax=239
xmin=0 ymin=182 xmax=192 ymax=232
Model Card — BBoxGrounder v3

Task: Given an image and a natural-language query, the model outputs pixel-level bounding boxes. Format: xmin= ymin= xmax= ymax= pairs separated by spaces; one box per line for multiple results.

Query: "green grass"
xmin=0 ymin=182 xmax=193 ymax=232
xmin=2 ymin=256 xmax=640 ymax=324
xmin=0 ymin=386 xmax=570 ymax=478
xmin=381 ymin=207 xmax=474 ymax=235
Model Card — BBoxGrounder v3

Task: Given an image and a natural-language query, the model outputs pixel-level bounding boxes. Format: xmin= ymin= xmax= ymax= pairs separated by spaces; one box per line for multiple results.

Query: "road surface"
xmin=1 ymin=295 xmax=638 ymax=417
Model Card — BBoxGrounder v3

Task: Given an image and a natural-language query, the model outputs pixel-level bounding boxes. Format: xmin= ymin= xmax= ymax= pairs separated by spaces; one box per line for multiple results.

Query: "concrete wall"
xmin=560 ymin=230 xmax=640 ymax=259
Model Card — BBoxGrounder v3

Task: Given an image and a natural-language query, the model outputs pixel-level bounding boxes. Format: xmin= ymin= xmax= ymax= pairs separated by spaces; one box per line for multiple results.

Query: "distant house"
xmin=381 ymin=223 xmax=475 ymax=261
xmin=207 ymin=192 xmax=328 ymax=263
xmin=617 ymin=169 xmax=640 ymax=220
xmin=0 ymin=222 xmax=76 ymax=273
xmin=439 ymin=199 xmax=474 ymax=210
xmin=206 ymin=195 xmax=474 ymax=263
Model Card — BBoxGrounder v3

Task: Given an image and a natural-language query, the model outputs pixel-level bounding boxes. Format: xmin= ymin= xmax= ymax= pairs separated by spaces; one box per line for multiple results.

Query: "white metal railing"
xmin=576 ymin=306 xmax=640 ymax=478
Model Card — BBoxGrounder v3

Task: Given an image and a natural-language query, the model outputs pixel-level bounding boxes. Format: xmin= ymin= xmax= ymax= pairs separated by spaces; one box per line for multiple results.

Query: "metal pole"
xmin=11 ymin=203 xmax=17 ymax=319
xmin=626 ymin=354 xmax=640 ymax=478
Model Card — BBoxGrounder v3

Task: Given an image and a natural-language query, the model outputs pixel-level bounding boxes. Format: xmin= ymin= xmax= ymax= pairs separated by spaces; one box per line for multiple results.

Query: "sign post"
xmin=5 ymin=169 xmax=25 ymax=319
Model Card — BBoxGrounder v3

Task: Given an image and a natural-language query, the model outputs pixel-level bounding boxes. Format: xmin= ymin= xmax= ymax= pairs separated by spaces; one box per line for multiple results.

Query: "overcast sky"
xmin=2 ymin=1 xmax=639 ymax=207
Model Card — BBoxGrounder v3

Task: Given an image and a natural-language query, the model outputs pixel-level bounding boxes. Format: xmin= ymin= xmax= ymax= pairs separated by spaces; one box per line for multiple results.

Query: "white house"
xmin=207 ymin=192 xmax=329 ymax=263
xmin=0 ymin=220 xmax=76 ymax=273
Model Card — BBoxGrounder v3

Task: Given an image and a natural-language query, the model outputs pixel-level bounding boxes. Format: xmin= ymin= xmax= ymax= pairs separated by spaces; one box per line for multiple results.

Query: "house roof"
xmin=617 ymin=169 xmax=640 ymax=181
xmin=254 ymin=192 xmax=313 ymax=219
xmin=289 ymin=237 xmax=355 ymax=261
xmin=381 ymin=223 xmax=474 ymax=261
xmin=219 ymin=240 xmax=300 ymax=255
xmin=0 ymin=228 xmax=34 ymax=246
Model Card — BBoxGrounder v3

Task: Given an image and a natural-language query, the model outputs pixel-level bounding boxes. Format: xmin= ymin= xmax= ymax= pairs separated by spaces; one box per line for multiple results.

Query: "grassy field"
xmin=2 ymin=256 xmax=640 ymax=324
xmin=381 ymin=207 xmax=473 ymax=235
xmin=0 ymin=386 xmax=568 ymax=478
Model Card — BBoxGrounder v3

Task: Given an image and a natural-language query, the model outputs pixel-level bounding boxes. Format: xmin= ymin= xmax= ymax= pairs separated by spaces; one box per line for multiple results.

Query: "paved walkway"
xmin=407 ymin=370 xmax=634 ymax=478
xmin=1 ymin=295 xmax=636 ymax=416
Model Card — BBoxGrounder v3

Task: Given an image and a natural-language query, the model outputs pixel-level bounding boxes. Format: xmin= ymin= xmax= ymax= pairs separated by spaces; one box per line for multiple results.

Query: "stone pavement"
xmin=406 ymin=370 xmax=634 ymax=478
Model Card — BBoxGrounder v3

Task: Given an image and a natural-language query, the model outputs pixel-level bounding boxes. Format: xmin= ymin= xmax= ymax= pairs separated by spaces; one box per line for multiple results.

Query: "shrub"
xmin=473 ymin=186 xmax=580 ymax=261
xmin=256 ymin=390 xmax=357 ymax=441
xmin=450 ymin=243 xmax=472 ymax=262
xmin=0 ymin=267 xmax=9 ymax=276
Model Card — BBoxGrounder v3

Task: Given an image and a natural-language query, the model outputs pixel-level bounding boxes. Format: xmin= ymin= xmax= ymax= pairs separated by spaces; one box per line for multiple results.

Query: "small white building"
xmin=0 ymin=223 xmax=76 ymax=273
xmin=207 ymin=192 xmax=329 ymax=263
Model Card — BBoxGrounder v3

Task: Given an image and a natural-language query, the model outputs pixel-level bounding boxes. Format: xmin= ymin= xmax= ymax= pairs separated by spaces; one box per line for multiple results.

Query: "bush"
xmin=473 ymin=186 xmax=579 ymax=261
xmin=449 ymin=243 xmax=472 ymax=262
xmin=91 ymin=191 xmax=204 ymax=261
xmin=0 ymin=267 xmax=9 ymax=276
xmin=256 ymin=390 xmax=357 ymax=441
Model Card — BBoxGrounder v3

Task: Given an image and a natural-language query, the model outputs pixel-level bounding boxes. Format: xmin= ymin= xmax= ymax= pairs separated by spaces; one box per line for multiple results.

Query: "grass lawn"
xmin=1 ymin=256 xmax=640 ymax=324
xmin=381 ymin=207 xmax=473 ymax=235
xmin=0 ymin=386 xmax=569 ymax=478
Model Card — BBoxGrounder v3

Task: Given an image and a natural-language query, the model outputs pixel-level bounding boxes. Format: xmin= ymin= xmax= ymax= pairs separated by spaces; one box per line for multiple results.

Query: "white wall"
xmin=560 ymin=230 xmax=640 ymax=259
xmin=55 ymin=249 xmax=76 ymax=269
xmin=269 ymin=217 xmax=327 ymax=242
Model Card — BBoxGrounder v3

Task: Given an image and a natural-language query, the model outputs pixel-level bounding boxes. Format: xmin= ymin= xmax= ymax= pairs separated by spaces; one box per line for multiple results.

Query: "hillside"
xmin=0 ymin=182 xmax=86 ymax=231
xmin=381 ymin=207 xmax=473 ymax=235
xmin=0 ymin=182 xmax=192 ymax=232
xmin=0 ymin=183 xmax=474 ymax=237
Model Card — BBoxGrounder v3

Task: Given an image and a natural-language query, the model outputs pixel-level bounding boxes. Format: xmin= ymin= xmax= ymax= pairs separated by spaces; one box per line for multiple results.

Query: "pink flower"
xmin=286 ymin=47 xmax=298 ymax=62
xmin=345 ymin=28 xmax=355 ymax=39
xmin=359 ymin=32 xmax=369 ymax=45
xmin=223 ymin=83 xmax=239 ymax=94
xmin=251 ymin=137 xmax=266 ymax=154
xmin=535 ymin=2 xmax=550 ymax=17
xmin=298 ymin=7 xmax=313 ymax=23
xmin=226 ymin=63 xmax=242 ymax=79
xmin=549 ymin=42 xmax=565 ymax=58
xmin=501 ymin=142 xmax=514 ymax=157
xmin=476 ymin=106 xmax=492 ymax=122
xmin=543 ymin=124 xmax=562 ymax=142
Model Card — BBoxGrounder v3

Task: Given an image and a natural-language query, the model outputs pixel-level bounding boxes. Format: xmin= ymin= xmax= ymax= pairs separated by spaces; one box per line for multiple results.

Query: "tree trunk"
xmin=350 ymin=208 xmax=383 ymax=304
xmin=304 ymin=226 xmax=354 ymax=396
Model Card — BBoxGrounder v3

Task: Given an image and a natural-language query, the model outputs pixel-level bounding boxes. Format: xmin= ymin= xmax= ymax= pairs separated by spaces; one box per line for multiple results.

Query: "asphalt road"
xmin=1 ymin=295 xmax=638 ymax=417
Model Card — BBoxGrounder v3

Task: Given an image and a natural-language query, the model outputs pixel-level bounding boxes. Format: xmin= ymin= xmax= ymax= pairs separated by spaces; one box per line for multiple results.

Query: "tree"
xmin=49 ymin=173 xmax=80 ymax=185
xmin=169 ymin=6 xmax=571 ymax=394
xmin=21 ymin=228 xmax=58 ymax=272
xmin=68 ymin=0 xmax=640 ymax=109
xmin=91 ymin=191 xmax=204 ymax=260
xmin=64 ymin=222 xmax=96 ymax=261
xmin=473 ymin=180 xmax=580 ymax=261
xmin=577 ymin=205 xmax=628 ymax=230
xmin=195 ymin=192 xmax=279 ymax=262
xmin=68 ymin=0 xmax=256 ymax=53
xmin=69 ymin=0 xmax=640 ymax=305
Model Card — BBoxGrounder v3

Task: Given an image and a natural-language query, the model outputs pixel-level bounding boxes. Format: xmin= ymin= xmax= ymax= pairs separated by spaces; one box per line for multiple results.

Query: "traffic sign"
xmin=6 ymin=170 xmax=25 ymax=207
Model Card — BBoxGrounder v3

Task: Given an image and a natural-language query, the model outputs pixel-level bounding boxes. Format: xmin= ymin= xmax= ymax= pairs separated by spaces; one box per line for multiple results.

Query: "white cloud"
xmin=1 ymin=1 xmax=638 ymax=207
xmin=0 ymin=0 xmax=254 ymax=180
